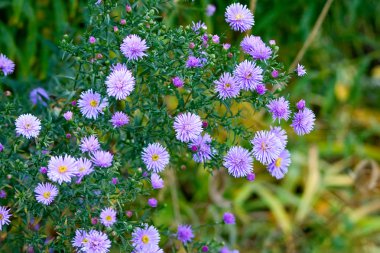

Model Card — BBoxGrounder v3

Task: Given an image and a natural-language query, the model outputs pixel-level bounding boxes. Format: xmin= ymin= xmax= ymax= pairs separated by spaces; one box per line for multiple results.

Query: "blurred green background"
xmin=1 ymin=0 xmax=380 ymax=252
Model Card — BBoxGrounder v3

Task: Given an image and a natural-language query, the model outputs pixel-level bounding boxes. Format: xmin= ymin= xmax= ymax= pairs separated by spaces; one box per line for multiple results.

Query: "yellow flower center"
xmin=235 ymin=13 xmax=243 ymax=20
xmin=261 ymin=142 xmax=267 ymax=150
xmin=43 ymin=191 xmax=51 ymax=199
xmin=142 ymin=235 xmax=150 ymax=244
xmin=58 ymin=166 xmax=68 ymax=173
xmin=246 ymin=73 xmax=252 ymax=79
xmin=79 ymin=167 xmax=85 ymax=172
xmin=105 ymin=215 xmax=112 ymax=221
xmin=0 ymin=214 xmax=3 ymax=220
xmin=225 ymin=83 xmax=231 ymax=88
xmin=82 ymin=238 xmax=88 ymax=243
xmin=25 ymin=123 xmax=31 ymax=129
xmin=89 ymin=99 xmax=98 ymax=107
xmin=275 ymin=158 xmax=282 ymax=168
xmin=152 ymin=154 xmax=159 ymax=161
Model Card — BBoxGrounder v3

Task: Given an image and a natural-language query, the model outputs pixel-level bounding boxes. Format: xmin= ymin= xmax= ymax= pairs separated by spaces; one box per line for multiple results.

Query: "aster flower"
xmin=120 ymin=34 xmax=149 ymax=61
xmin=142 ymin=143 xmax=170 ymax=173
xmin=131 ymin=225 xmax=160 ymax=251
xmin=151 ymin=173 xmax=164 ymax=189
xmin=173 ymin=112 xmax=203 ymax=142
xmin=15 ymin=114 xmax=41 ymax=139
xmin=172 ymin=76 xmax=184 ymax=88
xmin=78 ymin=89 xmax=108 ymax=119
xmin=75 ymin=157 xmax=94 ymax=178
xmin=188 ymin=133 xmax=213 ymax=163
xmin=223 ymin=43 xmax=231 ymax=50
xmin=212 ymin=35 xmax=220 ymax=44
xmin=47 ymin=155 xmax=77 ymax=184
xmin=110 ymin=111 xmax=129 ymax=128
xmin=34 ymin=182 xmax=58 ymax=205
xmin=186 ymin=56 xmax=202 ymax=68
xmin=30 ymin=87 xmax=49 ymax=106
xmin=267 ymin=97 xmax=291 ymax=121
xmin=106 ymin=63 xmax=135 ymax=100
xmin=296 ymin=99 xmax=306 ymax=110
xmin=240 ymin=35 xmax=272 ymax=60
xmin=0 ymin=206 xmax=12 ymax=230
xmin=225 ymin=3 xmax=254 ymax=32
xmin=234 ymin=60 xmax=263 ymax=91
xmin=177 ymin=225 xmax=194 ymax=244
xmin=296 ymin=63 xmax=306 ymax=76
xmin=267 ymin=149 xmax=291 ymax=179
xmin=223 ymin=212 xmax=235 ymax=224
xmin=81 ymin=230 xmax=111 ymax=253
xmin=91 ymin=150 xmax=113 ymax=168
xmin=214 ymin=72 xmax=240 ymax=99
xmin=80 ymin=135 xmax=100 ymax=153
xmin=206 ymin=4 xmax=216 ymax=16
xmin=191 ymin=21 xmax=207 ymax=33
xmin=291 ymin=108 xmax=315 ymax=135
xmin=72 ymin=229 xmax=88 ymax=249
xmin=100 ymin=207 xmax=117 ymax=227
xmin=148 ymin=198 xmax=158 ymax=208
xmin=223 ymin=146 xmax=253 ymax=178
xmin=270 ymin=126 xmax=287 ymax=150
xmin=0 ymin=54 xmax=15 ymax=76
xmin=255 ymin=84 xmax=267 ymax=95
xmin=251 ymin=131 xmax=283 ymax=165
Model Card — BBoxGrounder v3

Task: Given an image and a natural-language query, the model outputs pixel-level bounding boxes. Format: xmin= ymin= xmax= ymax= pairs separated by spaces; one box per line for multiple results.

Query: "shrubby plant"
xmin=0 ymin=0 xmax=315 ymax=252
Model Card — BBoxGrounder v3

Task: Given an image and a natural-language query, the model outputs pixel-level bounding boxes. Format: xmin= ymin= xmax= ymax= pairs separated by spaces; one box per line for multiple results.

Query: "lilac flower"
xmin=39 ymin=167 xmax=47 ymax=174
xmin=142 ymin=143 xmax=170 ymax=173
xmin=148 ymin=198 xmax=158 ymax=207
xmin=82 ymin=230 xmax=111 ymax=253
xmin=223 ymin=43 xmax=231 ymax=50
xmin=15 ymin=114 xmax=41 ymax=139
xmin=100 ymin=207 xmax=117 ymax=227
xmin=225 ymin=3 xmax=254 ymax=32
xmin=131 ymin=225 xmax=160 ymax=250
xmin=296 ymin=63 xmax=306 ymax=76
xmin=173 ymin=112 xmax=203 ymax=142
xmin=223 ymin=146 xmax=253 ymax=178
xmin=271 ymin=70 xmax=279 ymax=78
xmin=106 ymin=63 xmax=135 ymax=100
xmin=120 ymin=34 xmax=149 ymax=61
xmin=34 ymin=182 xmax=58 ymax=205
xmin=177 ymin=225 xmax=194 ymax=244
xmin=30 ymin=87 xmax=49 ymax=106
xmin=202 ymin=246 xmax=209 ymax=252
xmin=206 ymin=4 xmax=216 ymax=16
xmin=223 ymin=212 xmax=235 ymax=224
xmin=267 ymin=97 xmax=291 ymax=121
xmin=151 ymin=173 xmax=164 ymax=189
xmin=89 ymin=36 xmax=96 ymax=44
xmin=188 ymin=133 xmax=213 ymax=163
xmin=215 ymin=72 xmax=240 ymax=99
xmin=91 ymin=150 xmax=113 ymax=168
xmin=186 ymin=56 xmax=202 ymax=68
xmin=255 ymin=84 xmax=267 ymax=95
xmin=247 ymin=173 xmax=255 ymax=181
xmin=251 ymin=131 xmax=283 ymax=165
xmin=291 ymin=108 xmax=315 ymax=135
xmin=296 ymin=99 xmax=306 ymax=110
xmin=80 ymin=135 xmax=100 ymax=153
xmin=212 ymin=35 xmax=220 ymax=44
xmin=0 ymin=206 xmax=12 ymax=230
xmin=72 ymin=230 xmax=88 ymax=249
xmin=63 ymin=111 xmax=73 ymax=121
xmin=240 ymin=35 xmax=272 ymax=60
xmin=172 ymin=76 xmax=184 ymax=88
xmin=270 ymin=126 xmax=287 ymax=150
xmin=78 ymin=89 xmax=108 ymax=119
xmin=110 ymin=111 xmax=129 ymax=128
xmin=0 ymin=54 xmax=15 ymax=76
xmin=191 ymin=21 xmax=207 ymax=33
xmin=267 ymin=149 xmax=291 ymax=179
xmin=234 ymin=60 xmax=263 ymax=91
xmin=47 ymin=155 xmax=77 ymax=184
xmin=75 ymin=157 xmax=93 ymax=178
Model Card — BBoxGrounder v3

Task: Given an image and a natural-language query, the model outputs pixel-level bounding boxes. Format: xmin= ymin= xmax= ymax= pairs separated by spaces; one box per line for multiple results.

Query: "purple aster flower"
xmin=186 ymin=56 xmax=202 ymax=68
xmin=133 ymin=245 xmax=163 ymax=253
xmin=120 ymin=34 xmax=149 ymax=61
xmin=223 ymin=212 xmax=235 ymax=224
xmin=72 ymin=229 xmax=88 ymax=249
xmin=296 ymin=63 xmax=306 ymax=76
xmin=215 ymin=72 xmax=240 ymax=99
xmin=100 ymin=207 xmax=117 ymax=227
xmin=212 ymin=35 xmax=220 ymax=44
xmin=39 ymin=167 xmax=47 ymax=174
xmin=15 ymin=114 xmax=41 ymax=139
xmin=240 ymin=35 xmax=272 ymax=60
xmin=148 ymin=198 xmax=158 ymax=208
xmin=223 ymin=43 xmax=231 ymax=50
xmin=255 ymin=84 xmax=267 ymax=95
xmin=0 ymin=190 xmax=6 ymax=198
xmin=80 ymin=135 xmax=100 ymax=153
xmin=206 ymin=4 xmax=216 ymax=16
xmin=0 ymin=54 xmax=15 ymax=76
xmin=173 ymin=112 xmax=203 ymax=142
xmin=234 ymin=60 xmax=263 ymax=91
xmin=247 ymin=173 xmax=255 ymax=181
xmin=202 ymin=246 xmax=209 ymax=252
xmin=188 ymin=133 xmax=213 ymax=163
xmin=225 ymin=3 xmax=254 ymax=32
xmin=110 ymin=111 xmax=129 ymax=128
xmin=251 ymin=131 xmax=283 ymax=165
xmin=267 ymin=149 xmax=291 ymax=179
xmin=106 ymin=63 xmax=135 ymax=100
xmin=151 ymin=173 xmax=164 ymax=189
xmin=291 ymin=108 xmax=315 ymax=135
xmin=78 ymin=89 xmax=108 ymax=119
xmin=223 ymin=146 xmax=253 ymax=178
xmin=47 ymin=155 xmax=77 ymax=184
xmin=63 ymin=111 xmax=73 ymax=121
xmin=30 ymin=87 xmax=49 ymax=106
xmin=177 ymin=225 xmax=194 ymax=244
xmin=172 ymin=76 xmax=184 ymax=88
xmin=34 ymin=182 xmax=58 ymax=205
xmin=267 ymin=97 xmax=291 ymax=121
xmin=0 ymin=206 xmax=12 ymax=230
xmin=270 ymin=126 xmax=287 ymax=150
xmin=191 ymin=21 xmax=207 ymax=33
xmin=75 ymin=157 xmax=93 ymax=178
xmin=82 ymin=230 xmax=111 ymax=253
xmin=91 ymin=150 xmax=113 ymax=168
xmin=131 ymin=225 xmax=160 ymax=251
xmin=142 ymin=143 xmax=170 ymax=173
xmin=296 ymin=99 xmax=306 ymax=110
xmin=89 ymin=36 xmax=96 ymax=44
xmin=271 ymin=70 xmax=279 ymax=78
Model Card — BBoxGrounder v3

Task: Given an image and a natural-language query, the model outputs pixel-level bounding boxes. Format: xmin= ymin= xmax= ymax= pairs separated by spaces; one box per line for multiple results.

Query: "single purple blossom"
xmin=0 ymin=206 xmax=12 ymax=230
xmin=47 ymin=155 xmax=77 ymax=184
xmin=80 ymin=135 xmax=100 ymax=153
xmin=110 ymin=111 xmax=129 ymax=128
xmin=223 ymin=146 xmax=253 ymax=178
xmin=111 ymin=178 xmax=118 ymax=185
xmin=223 ymin=212 xmax=235 ymax=224
xmin=291 ymin=108 xmax=315 ymax=135
xmin=225 ymin=3 xmax=254 ymax=32
xmin=0 ymin=190 xmax=6 ymax=199
xmin=212 ymin=35 xmax=220 ymax=44
xmin=234 ymin=60 xmax=263 ymax=91
xmin=78 ymin=89 xmax=108 ymax=119
xmin=296 ymin=63 xmax=306 ymax=76
xmin=191 ymin=21 xmax=207 ymax=33
xmin=296 ymin=99 xmax=306 ymax=110
xmin=177 ymin=225 xmax=194 ymax=244
xmin=151 ymin=173 xmax=164 ymax=189
xmin=0 ymin=53 xmax=15 ymax=76
xmin=40 ymin=167 xmax=47 ymax=174
xmin=267 ymin=149 xmax=291 ymax=179
xmin=223 ymin=43 xmax=231 ymax=50
xmin=106 ymin=63 xmax=135 ymax=100
xmin=267 ymin=97 xmax=291 ymax=122
xmin=120 ymin=34 xmax=149 ymax=61
xmin=271 ymin=70 xmax=279 ymax=78
xmin=34 ymin=182 xmax=58 ymax=205
xmin=173 ymin=112 xmax=203 ymax=142
xmin=63 ymin=111 xmax=73 ymax=121
xmin=241 ymin=35 xmax=272 ymax=60
xmin=82 ymin=230 xmax=111 ymax=253
xmin=247 ymin=173 xmax=255 ymax=181
xmin=251 ymin=131 xmax=284 ymax=165
xmin=100 ymin=207 xmax=117 ymax=227
xmin=91 ymin=150 xmax=113 ymax=168
xmin=142 ymin=143 xmax=170 ymax=173
xmin=15 ymin=114 xmax=41 ymax=139
xmin=75 ymin=157 xmax=94 ymax=178
xmin=202 ymin=246 xmax=209 ymax=252
xmin=131 ymin=225 xmax=160 ymax=251
xmin=89 ymin=36 xmax=96 ymax=44
xmin=255 ymin=84 xmax=267 ymax=95
xmin=30 ymin=87 xmax=49 ymax=106
xmin=172 ymin=76 xmax=184 ymax=88
xmin=148 ymin=198 xmax=158 ymax=208
xmin=214 ymin=72 xmax=240 ymax=99
xmin=186 ymin=56 xmax=202 ymax=68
